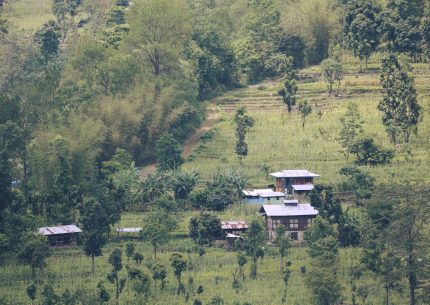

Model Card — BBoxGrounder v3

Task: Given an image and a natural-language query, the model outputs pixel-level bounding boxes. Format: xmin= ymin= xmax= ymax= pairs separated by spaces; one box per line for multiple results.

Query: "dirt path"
xmin=139 ymin=105 xmax=220 ymax=178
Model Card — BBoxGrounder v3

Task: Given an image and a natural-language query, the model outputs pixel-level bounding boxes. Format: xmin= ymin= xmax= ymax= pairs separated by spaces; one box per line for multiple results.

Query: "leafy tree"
xmin=126 ymin=0 xmax=192 ymax=95
xmin=234 ymin=107 xmax=254 ymax=161
xmin=151 ymin=263 xmax=167 ymax=299
xmin=309 ymin=185 xmax=343 ymax=225
xmin=298 ymin=100 xmax=312 ymax=129
xmin=189 ymin=213 xmax=222 ymax=246
xmin=242 ymin=219 xmax=265 ymax=279
xmin=277 ymin=61 xmax=298 ymax=113
xmin=321 ymin=57 xmax=342 ymax=95
xmin=348 ymin=138 xmax=394 ymax=165
xmin=338 ymin=103 xmax=363 ymax=159
xmin=107 ymin=249 xmax=126 ymax=301
xmin=125 ymin=243 xmax=135 ymax=262
xmin=281 ymin=265 xmax=291 ymax=303
xmin=421 ymin=17 xmax=430 ymax=59
xmin=209 ymin=296 xmax=224 ymax=305
xmin=17 ymin=232 xmax=50 ymax=279
xmin=41 ymin=283 xmax=59 ymax=305
xmin=131 ymin=272 xmax=151 ymax=304
xmin=97 ymin=282 xmax=110 ymax=304
xmin=106 ymin=6 xmax=125 ymax=26
xmin=274 ymin=226 xmax=290 ymax=270
xmin=0 ymin=150 xmax=13 ymax=213
xmin=343 ymin=0 xmax=382 ymax=70
xmin=274 ymin=31 xmax=306 ymax=68
xmin=339 ymin=166 xmax=374 ymax=205
xmin=133 ymin=252 xmax=144 ymax=265
xmin=156 ymin=132 xmax=183 ymax=171
xmin=79 ymin=200 xmax=111 ymax=275
xmin=141 ymin=207 xmax=177 ymax=259
xmin=170 ymin=170 xmax=198 ymax=200
xmin=236 ymin=252 xmax=247 ymax=281
xmin=379 ymin=54 xmax=422 ymax=143
xmin=170 ymin=253 xmax=187 ymax=291
xmin=26 ymin=283 xmax=37 ymax=305
xmin=34 ymin=21 xmax=60 ymax=60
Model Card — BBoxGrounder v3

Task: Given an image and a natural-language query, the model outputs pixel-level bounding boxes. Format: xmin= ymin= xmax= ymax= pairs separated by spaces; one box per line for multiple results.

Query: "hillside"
xmin=184 ymin=56 xmax=430 ymax=188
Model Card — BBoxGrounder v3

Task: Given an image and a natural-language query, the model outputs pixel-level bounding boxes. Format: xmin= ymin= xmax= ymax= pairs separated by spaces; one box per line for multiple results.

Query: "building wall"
xmin=265 ymin=215 xmax=316 ymax=241
xmin=47 ymin=233 xmax=79 ymax=247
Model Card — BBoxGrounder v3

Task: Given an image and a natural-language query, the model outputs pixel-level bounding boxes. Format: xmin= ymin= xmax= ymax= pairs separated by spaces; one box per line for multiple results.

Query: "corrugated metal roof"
xmin=221 ymin=221 xmax=248 ymax=230
xmin=284 ymin=199 xmax=299 ymax=205
xmin=226 ymin=233 xmax=242 ymax=239
xmin=242 ymin=189 xmax=286 ymax=198
xmin=259 ymin=204 xmax=319 ymax=217
xmin=116 ymin=228 xmax=142 ymax=233
xmin=38 ymin=224 xmax=82 ymax=236
xmin=291 ymin=184 xmax=314 ymax=191
xmin=269 ymin=169 xmax=320 ymax=178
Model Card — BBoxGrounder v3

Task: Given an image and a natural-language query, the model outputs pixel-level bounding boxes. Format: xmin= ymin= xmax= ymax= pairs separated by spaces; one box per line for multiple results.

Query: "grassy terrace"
xmin=184 ymin=61 xmax=430 ymax=189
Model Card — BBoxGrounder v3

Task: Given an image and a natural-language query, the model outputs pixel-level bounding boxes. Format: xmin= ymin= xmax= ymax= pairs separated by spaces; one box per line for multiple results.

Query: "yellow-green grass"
xmin=2 ymin=0 xmax=54 ymax=33
xmin=0 ymin=209 xmax=408 ymax=305
xmin=184 ymin=67 xmax=430 ymax=188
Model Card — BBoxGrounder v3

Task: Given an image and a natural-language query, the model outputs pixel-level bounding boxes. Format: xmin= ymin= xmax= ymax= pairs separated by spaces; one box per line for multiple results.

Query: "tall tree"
xmin=234 ymin=107 xmax=254 ymax=161
xmin=298 ymin=100 xmax=312 ymax=129
xmin=156 ymin=132 xmax=183 ymax=171
xmin=321 ymin=57 xmax=343 ymax=96
xmin=79 ymin=199 xmax=111 ymax=275
xmin=107 ymin=249 xmax=126 ymax=301
xmin=126 ymin=0 xmax=192 ymax=95
xmin=338 ymin=103 xmax=363 ymax=159
xmin=242 ymin=219 xmax=265 ymax=279
xmin=141 ymin=207 xmax=178 ymax=259
xmin=277 ymin=61 xmax=298 ymax=113
xmin=379 ymin=54 xmax=422 ymax=143
xmin=343 ymin=0 xmax=382 ymax=70
xmin=17 ymin=232 xmax=50 ymax=279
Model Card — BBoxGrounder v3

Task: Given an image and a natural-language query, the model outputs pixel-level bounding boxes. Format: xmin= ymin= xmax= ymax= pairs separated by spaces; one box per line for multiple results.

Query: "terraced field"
xmin=184 ymin=64 xmax=430 ymax=188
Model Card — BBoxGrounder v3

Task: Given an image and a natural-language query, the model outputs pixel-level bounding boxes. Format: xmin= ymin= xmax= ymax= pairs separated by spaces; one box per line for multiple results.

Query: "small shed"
xmin=116 ymin=227 xmax=142 ymax=239
xmin=221 ymin=221 xmax=248 ymax=237
xmin=38 ymin=224 xmax=82 ymax=247
xmin=242 ymin=189 xmax=286 ymax=204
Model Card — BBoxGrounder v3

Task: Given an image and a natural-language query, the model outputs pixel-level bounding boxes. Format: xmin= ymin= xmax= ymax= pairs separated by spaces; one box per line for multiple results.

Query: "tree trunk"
xmin=153 ymin=242 xmax=157 ymax=260
xmin=385 ymin=287 xmax=389 ymax=305
xmin=91 ymin=254 xmax=95 ymax=276
xmin=407 ymin=252 xmax=417 ymax=305
xmin=31 ymin=265 xmax=35 ymax=279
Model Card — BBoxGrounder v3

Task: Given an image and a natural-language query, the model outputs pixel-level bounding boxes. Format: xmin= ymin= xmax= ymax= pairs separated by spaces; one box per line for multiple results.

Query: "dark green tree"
xmin=339 ymin=166 xmax=374 ymax=205
xmin=170 ymin=170 xmax=198 ymax=200
xmin=141 ymin=207 xmax=177 ymax=259
xmin=125 ymin=243 xmax=135 ymax=262
xmin=79 ymin=200 xmax=111 ymax=275
xmin=97 ymin=281 xmax=110 ymax=304
xmin=349 ymin=138 xmax=394 ymax=165
xmin=321 ymin=57 xmax=343 ymax=95
xmin=281 ymin=264 xmax=291 ymax=303
xmin=41 ymin=283 xmax=59 ymax=305
xmin=34 ymin=20 xmax=60 ymax=59
xmin=298 ymin=100 xmax=312 ymax=129
xmin=156 ymin=132 xmax=183 ymax=171
xmin=189 ymin=212 xmax=222 ymax=246
xmin=234 ymin=107 xmax=254 ymax=161
xmin=17 ymin=232 xmax=50 ymax=279
xmin=343 ymin=0 xmax=382 ymax=70
xmin=170 ymin=253 xmax=187 ymax=292
xmin=277 ymin=61 xmax=298 ymax=113
xmin=338 ymin=103 xmax=363 ymax=159
xmin=379 ymin=54 xmax=422 ymax=143
xmin=26 ymin=283 xmax=37 ymax=305
xmin=274 ymin=226 xmax=290 ymax=270
xmin=242 ymin=219 xmax=265 ymax=279
xmin=151 ymin=263 xmax=167 ymax=299
xmin=107 ymin=249 xmax=126 ymax=301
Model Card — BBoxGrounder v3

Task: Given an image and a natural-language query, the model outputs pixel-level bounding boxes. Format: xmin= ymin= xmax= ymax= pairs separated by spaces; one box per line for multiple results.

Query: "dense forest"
xmin=1 ymin=0 xmax=430 ymax=304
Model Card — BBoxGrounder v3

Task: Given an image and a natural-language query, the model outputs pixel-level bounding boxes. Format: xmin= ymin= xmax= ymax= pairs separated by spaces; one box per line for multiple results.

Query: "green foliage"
xmin=242 ymin=219 xmax=265 ymax=279
xmin=107 ymin=248 xmax=126 ymax=300
xmin=141 ymin=207 xmax=178 ymax=259
xmin=339 ymin=166 xmax=374 ymax=205
xmin=234 ymin=107 xmax=254 ymax=161
xmin=17 ymin=232 xmax=50 ymax=279
xmin=321 ymin=57 xmax=342 ymax=95
xmin=379 ymin=54 xmax=422 ymax=143
xmin=189 ymin=212 xmax=222 ymax=246
xmin=34 ymin=20 xmax=60 ymax=59
xmin=298 ymin=100 xmax=312 ymax=129
xmin=277 ymin=60 xmax=298 ymax=113
xmin=348 ymin=137 xmax=394 ymax=165
xmin=170 ymin=170 xmax=198 ymax=200
xmin=338 ymin=103 xmax=363 ymax=158
xmin=156 ymin=132 xmax=183 ymax=171
xmin=170 ymin=252 xmax=187 ymax=287
xmin=106 ymin=6 xmax=125 ymax=26
xmin=343 ymin=0 xmax=382 ymax=68
xmin=26 ymin=283 xmax=37 ymax=304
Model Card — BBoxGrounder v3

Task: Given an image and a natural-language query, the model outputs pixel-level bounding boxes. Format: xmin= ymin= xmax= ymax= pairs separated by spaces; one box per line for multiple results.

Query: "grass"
xmin=0 ymin=207 xmax=408 ymax=305
xmin=2 ymin=0 xmax=54 ymax=33
xmin=183 ymin=64 xmax=430 ymax=189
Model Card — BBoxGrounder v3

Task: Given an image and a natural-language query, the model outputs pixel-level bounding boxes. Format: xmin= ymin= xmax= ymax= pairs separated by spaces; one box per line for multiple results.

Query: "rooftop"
xmin=38 ymin=224 xmax=82 ymax=236
xmin=291 ymin=184 xmax=315 ymax=191
xmin=269 ymin=169 xmax=320 ymax=178
xmin=242 ymin=189 xmax=285 ymax=198
xmin=221 ymin=221 xmax=248 ymax=230
xmin=259 ymin=204 xmax=319 ymax=217
xmin=116 ymin=227 xmax=142 ymax=233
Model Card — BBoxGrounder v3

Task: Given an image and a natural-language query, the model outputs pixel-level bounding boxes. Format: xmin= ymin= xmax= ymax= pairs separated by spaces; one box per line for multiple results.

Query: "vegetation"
xmin=1 ymin=0 xmax=430 ymax=304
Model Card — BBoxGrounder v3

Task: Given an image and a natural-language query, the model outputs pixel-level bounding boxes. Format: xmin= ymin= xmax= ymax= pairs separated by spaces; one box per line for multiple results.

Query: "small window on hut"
xmin=290 ymin=232 xmax=298 ymax=240
xmin=289 ymin=219 xmax=299 ymax=229
xmin=272 ymin=219 xmax=281 ymax=229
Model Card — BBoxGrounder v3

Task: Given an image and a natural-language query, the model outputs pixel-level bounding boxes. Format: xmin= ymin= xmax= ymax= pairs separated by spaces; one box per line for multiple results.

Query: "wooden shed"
xmin=38 ymin=224 xmax=82 ymax=247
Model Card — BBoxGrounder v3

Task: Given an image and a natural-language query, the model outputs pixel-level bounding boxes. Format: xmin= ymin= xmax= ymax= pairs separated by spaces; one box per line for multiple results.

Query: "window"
xmin=289 ymin=219 xmax=299 ymax=229
xmin=276 ymin=197 xmax=279 ymax=200
xmin=290 ymin=232 xmax=298 ymax=240
xmin=272 ymin=219 xmax=281 ymax=230
xmin=307 ymin=218 xmax=312 ymax=225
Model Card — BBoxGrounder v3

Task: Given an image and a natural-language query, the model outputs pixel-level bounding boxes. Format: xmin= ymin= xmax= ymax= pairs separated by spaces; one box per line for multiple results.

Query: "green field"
xmin=184 ymin=60 xmax=430 ymax=189
xmin=0 ymin=208 xmax=407 ymax=305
